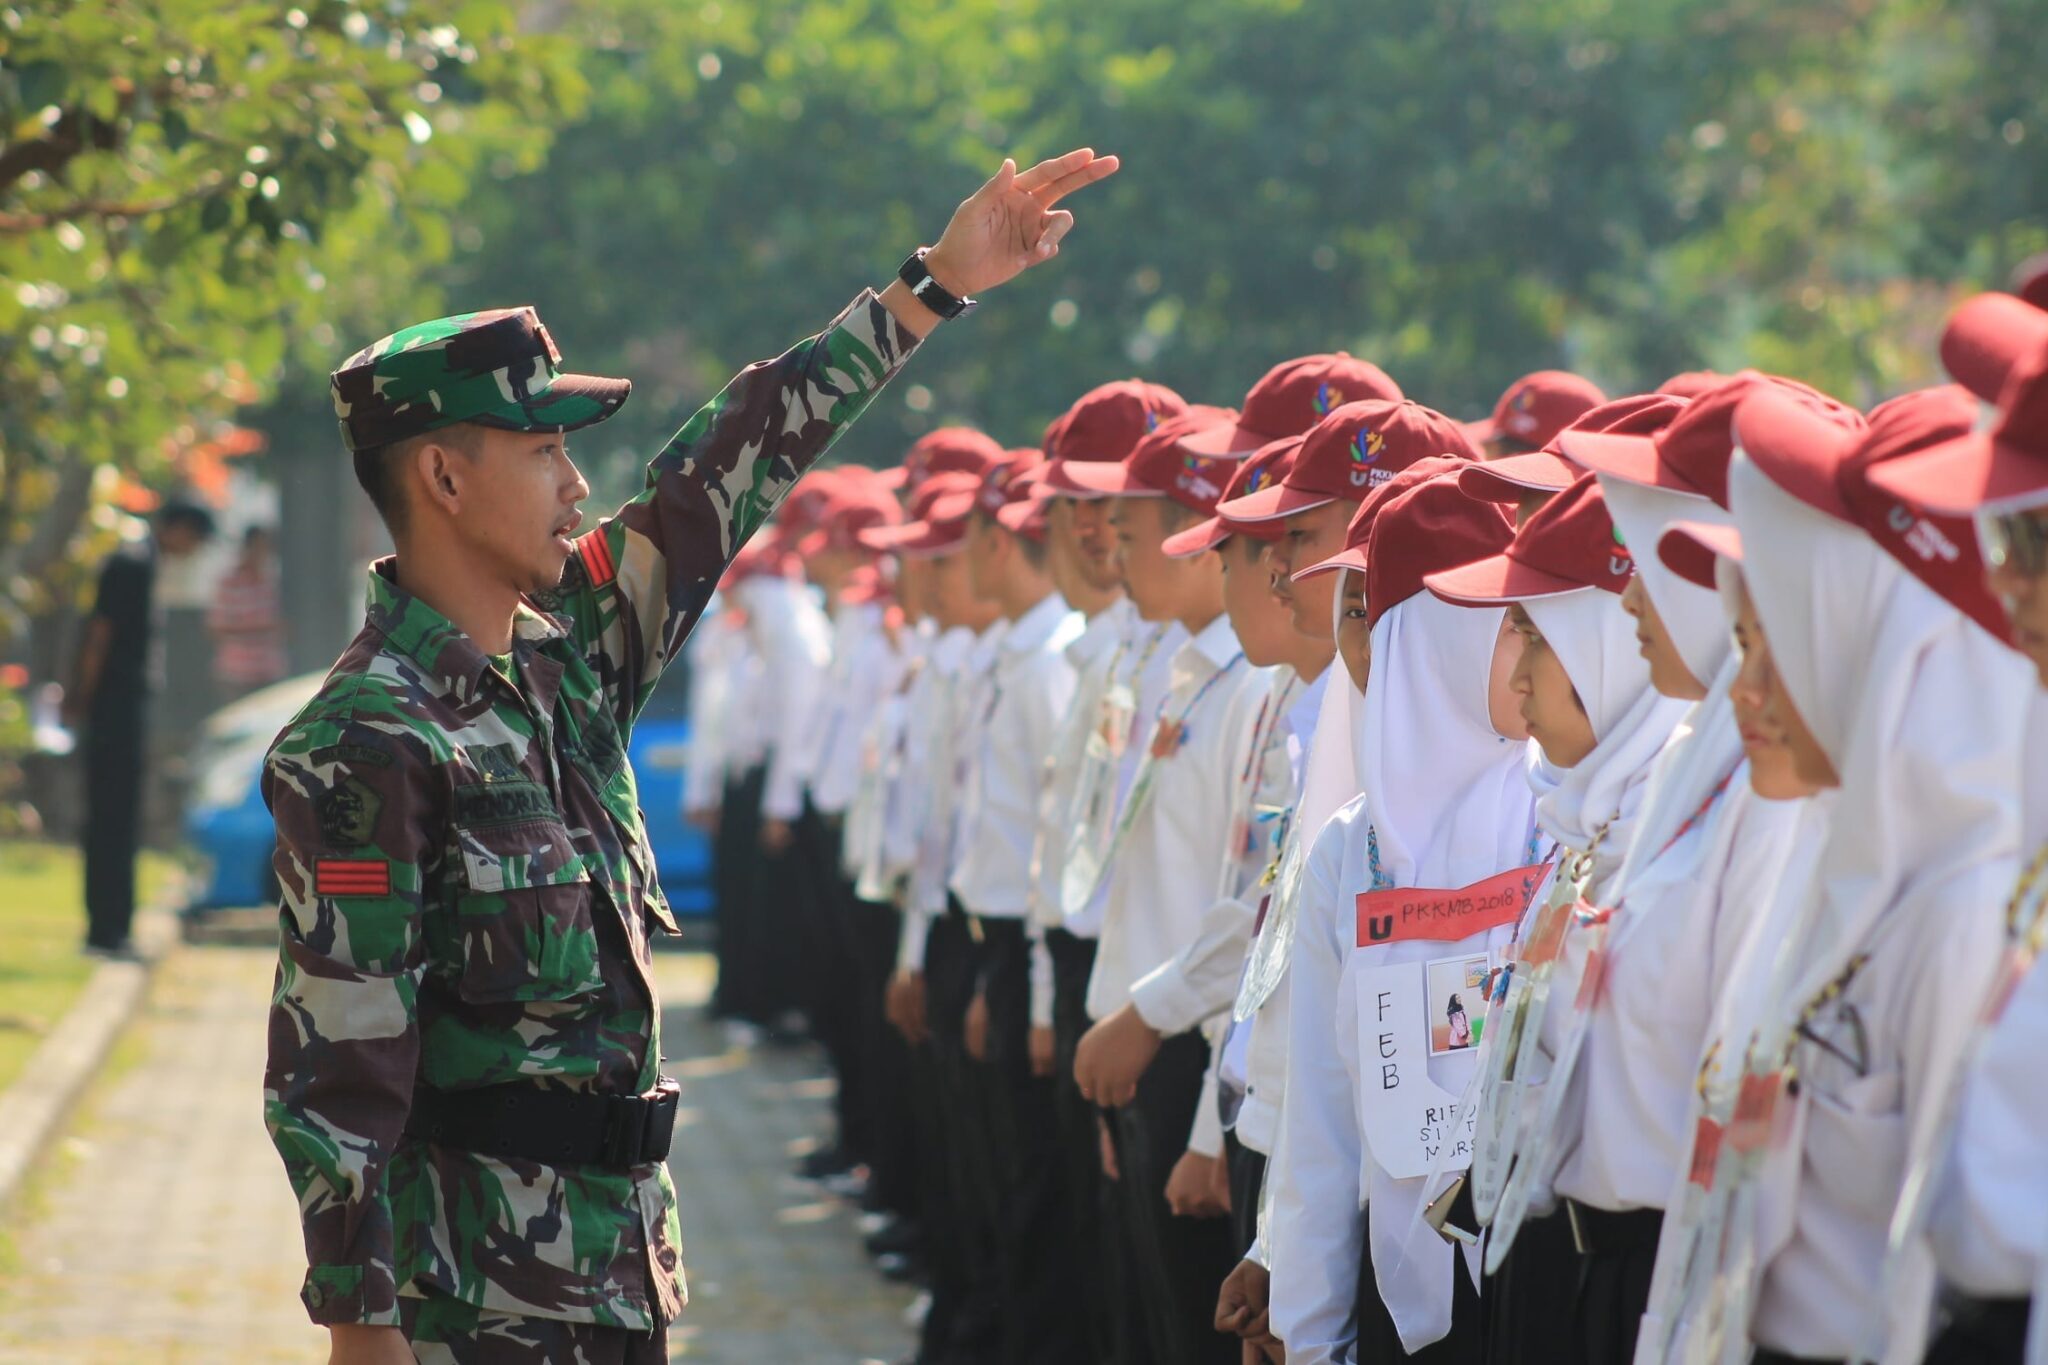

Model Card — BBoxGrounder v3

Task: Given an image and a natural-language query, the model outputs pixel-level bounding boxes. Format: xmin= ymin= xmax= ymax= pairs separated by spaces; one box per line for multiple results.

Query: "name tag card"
xmin=1354 ymin=863 xmax=1551 ymax=947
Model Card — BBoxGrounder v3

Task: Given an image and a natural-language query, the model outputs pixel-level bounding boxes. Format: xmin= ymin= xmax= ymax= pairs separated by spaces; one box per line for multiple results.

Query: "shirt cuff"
xmin=299 ymin=1262 xmax=401 ymax=1326
xmin=898 ymin=909 xmax=931 ymax=974
xmin=1188 ymin=1057 xmax=1225 ymax=1158
xmin=1029 ymin=926 xmax=1056 ymax=1029
xmin=1129 ymin=959 xmax=1211 ymax=1039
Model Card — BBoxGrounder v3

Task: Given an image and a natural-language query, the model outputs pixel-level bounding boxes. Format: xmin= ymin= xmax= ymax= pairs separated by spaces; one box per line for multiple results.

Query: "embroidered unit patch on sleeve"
xmin=313 ymin=857 xmax=393 ymax=898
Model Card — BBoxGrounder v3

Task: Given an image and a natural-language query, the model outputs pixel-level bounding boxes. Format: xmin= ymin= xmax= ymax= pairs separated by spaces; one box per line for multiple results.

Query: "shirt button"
xmin=305 ymin=1283 xmax=326 ymax=1309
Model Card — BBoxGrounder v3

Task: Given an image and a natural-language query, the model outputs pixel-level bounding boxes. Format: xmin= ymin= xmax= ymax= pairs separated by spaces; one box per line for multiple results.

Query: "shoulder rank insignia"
xmin=313 ymin=857 xmax=392 ymax=898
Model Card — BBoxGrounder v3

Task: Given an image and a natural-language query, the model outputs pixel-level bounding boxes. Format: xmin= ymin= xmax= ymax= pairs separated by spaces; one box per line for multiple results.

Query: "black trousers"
xmin=710 ymin=766 xmax=772 ymax=1021
xmin=1566 ymin=1203 xmax=1664 ymax=1365
xmin=975 ymin=917 xmax=1092 ymax=1365
xmin=1753 ymin=1354 xmax=1846 ymax=1365
xmin=82 ymin=720 xmax=145 ymax=949
xmin=1108 ymin=1029 xmax=1240 ymax=1365
xmin=924 ymin=903 xmax=1000 ymax=1359
xmin=1050 ymin=929 xmax=1121 ymax=1365
xmin=1357 ymin=1202 xmax=1485 ymax=1363
xmin=1482 ymin=1205 xmax=1581 ymax=1365
xmin=1923 ymin=1295 xmax=2030 ymax=1365
xmin=1225 ymin=1129 xmax=1266 ymax=1257
xmin=854 ymin=896 xmax=920 ymax=1220
xmin=789 ymin=803 xmax=869 ymax=1160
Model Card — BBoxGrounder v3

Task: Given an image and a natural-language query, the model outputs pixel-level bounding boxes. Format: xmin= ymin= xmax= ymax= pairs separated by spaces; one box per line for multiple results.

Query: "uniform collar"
xmin=365 ymin=558 xmax=567 ymax=700
xmin=1001 ymin=591 xmax=1073 ymax=654
xmin=1066 ymin=597 xmax=1129 ymax=669
xmin=1183 ymin=611 xmax=1243 ymax=669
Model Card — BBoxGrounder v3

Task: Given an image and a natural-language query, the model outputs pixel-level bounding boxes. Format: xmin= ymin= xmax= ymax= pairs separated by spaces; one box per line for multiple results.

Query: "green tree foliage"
xmin=0 ymin=0 xmax=586 ymax=632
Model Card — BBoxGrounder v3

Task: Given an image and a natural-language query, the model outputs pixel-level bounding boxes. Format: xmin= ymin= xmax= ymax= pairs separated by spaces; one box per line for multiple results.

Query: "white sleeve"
xmin=1029 ymin=922 xmax=1056 ymax=1029
xmin=1266 ymin=822 xmax=1364 ymax=1365
xmin=898 ymin=906 xmax=932 ymax=974
xmin=1186 ymin=1026 xmax=1226 ymax=1158
xmin=1129 ymin=894 xmax=1258 ymax=1037
xmin=758 ymin=604 xmax=824 ymax=822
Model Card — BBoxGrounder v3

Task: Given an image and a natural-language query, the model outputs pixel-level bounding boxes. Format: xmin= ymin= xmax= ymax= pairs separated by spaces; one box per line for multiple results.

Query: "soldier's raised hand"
xmin=923 ymin=149 xmax=1121 ymax=297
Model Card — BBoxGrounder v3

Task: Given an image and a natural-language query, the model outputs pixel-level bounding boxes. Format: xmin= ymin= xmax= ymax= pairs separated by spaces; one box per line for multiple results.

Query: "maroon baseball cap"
xmin=1038 ymin=379 xmax=1190 ymax=494
xmin=994 ymin=458 xmax=1057 ymax=539
xmin=1178 ymin=353 xmax=1403 ymax=457
xmin=901 ymin=427 xmax=1006 ymax=487
xmin=1465 ymin=371 xmax=1608 ymax=451
xmin=797 ymin=484 xmax=902 ymax=557
xmin=1460 ymin=394 xmax=1687 ymax=505
xmin=1657 ymin=371 xmax=1727 ymax=400
xmin=1160 ymin=435 xmax=1302 ymax=559
xmin=859 ymin=470 xmax=981 ymax=556
xmin=1215 ymin=399 xmax=1478 ymax=522
xmin=1290 ymin=467 xmax=1514 ymax=629
xmin=1061 ymin=412 xmax=1247 ymax=516
xmin=1868 ymin=295 xmax=2048 ymax=514
xmin=1657 ymin=521 xmax=1744 ymax=589
xmin=1560 ymin=372 xmax=1862 ymax=509
xmin=1427 ymin=474 xmax=1633 ymax=606
xmin=1738 ymin=384 xmax=2010 ymax=641
xmin=2014 ymin=255 xmax=2048 ymax=313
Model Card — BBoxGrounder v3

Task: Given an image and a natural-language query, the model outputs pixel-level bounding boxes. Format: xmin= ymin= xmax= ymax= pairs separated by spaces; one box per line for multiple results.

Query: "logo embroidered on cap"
xmin=1145 ymin=409 xmax=1162 ymax=433
xmin=1507 ymin=387 xmax=1539 ymax=435
xmin=1348 ymin=429 xmax=1386 ymax=487
xmin=1177 ymin=453 xmax=1227 ymax=501
xmin=1885 ymin=504 xmax=1963 ymax=563
xmin=1316 ymin=382 xmax=1344 ymax=416
xmin=1608 ymin=523 xmax=1633 ymax=580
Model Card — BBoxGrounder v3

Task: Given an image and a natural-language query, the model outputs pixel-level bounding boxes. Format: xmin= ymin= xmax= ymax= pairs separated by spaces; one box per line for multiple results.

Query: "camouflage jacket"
xmin=262 ymin=292 xmax=920 ymax=1329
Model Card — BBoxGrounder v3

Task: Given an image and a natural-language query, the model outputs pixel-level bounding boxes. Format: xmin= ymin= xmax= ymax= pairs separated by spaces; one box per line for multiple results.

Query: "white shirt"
xmin=1026 ymin=598 xmax=1135 ymax=1026
xmin=806 ymin=601 xmax=904 ymax=817
xmin=681 ymin=605 xmax=745 ymax=812
xmin=1085 ymin=614 xmax=1271 ymax=1022
xmin=897 ymin=624 xmax=981 ymax=972
xmin=1226 ymin=666 xmax=1332 ymax=1159
xmin=1549 ymin=774 xmax=1807 ymax=1214
xmin=743 ymin=575 xmax=833 ymax=822
xmin=1751 ymin=871 xmax=2009 ymax=1358
xmin=950 ymin=592 xmax=1082 ymax=918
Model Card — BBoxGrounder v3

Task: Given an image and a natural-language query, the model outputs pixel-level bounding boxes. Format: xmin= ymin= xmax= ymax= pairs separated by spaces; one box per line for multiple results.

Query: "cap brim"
xmin=1161 ymin=517 xmax=1229 ymax=559
xmin=925 ymin=489 xmax=979 ymax=523
xmin=1179 ymin=420 xmax=1278 ymax=458
xmin=1457 ymin=463 xmax=1564 ymax=507
xmin=995 ymin=495 xmax=1054 ymax=534
xmin=1213 ymin=482 xmax=1337 ymax=523
xmin=1422 ymin=553 xmax=1592 ymax=605
xmin=1057 ymin=460 xmax=1164 ymax=497
xmin=1941 ymin=293 xmax=2048 ymax=405
xmin=1866 ymin=431 xmax=2048 ymax=516
xmin=861 ymin=519 xmax=965 ymax=556
xmin=1657 ymin=521 xmax=1744 ymax=589
xmin=470 ymin=373 xmax=632 ymax=434
xmin=1555 ymin=428 xmax=1699 ymax=494
xmin=876 ymin=466 xmax=910 ymax=491
xmin=1039 ymin=459 xmax=1112 ymax=498
xmin=1462 ymin=418 xmax=1499 ymax=444
xmin=1293 ymin=548 xmax=1367 ymax=581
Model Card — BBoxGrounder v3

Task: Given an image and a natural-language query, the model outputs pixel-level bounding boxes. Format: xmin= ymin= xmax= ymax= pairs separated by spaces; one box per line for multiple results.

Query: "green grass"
xmin=0 ymin=841 xmax=178 ymax=1094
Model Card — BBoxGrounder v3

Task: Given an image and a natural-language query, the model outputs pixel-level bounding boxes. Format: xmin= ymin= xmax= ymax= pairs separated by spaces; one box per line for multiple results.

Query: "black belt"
xmin=404 ymin=1078 xmax=681 ymax=1170
xmin=1563 ymin=1198 xmax=1663 ymax=1256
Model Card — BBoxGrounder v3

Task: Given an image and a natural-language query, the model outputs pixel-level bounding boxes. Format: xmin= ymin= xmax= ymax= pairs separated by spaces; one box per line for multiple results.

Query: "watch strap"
xmin=898 ymin=248 xmax=975 ymax=320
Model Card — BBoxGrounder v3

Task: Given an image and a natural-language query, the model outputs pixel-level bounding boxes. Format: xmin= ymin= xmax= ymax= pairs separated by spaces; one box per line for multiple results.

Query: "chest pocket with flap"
xmin=448 ymin=814 xmax=606 ymax=1002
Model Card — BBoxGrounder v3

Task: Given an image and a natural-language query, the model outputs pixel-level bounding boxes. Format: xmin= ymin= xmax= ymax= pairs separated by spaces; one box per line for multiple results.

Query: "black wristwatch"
xmin=898 ymin=248 xmax=977 ymax=321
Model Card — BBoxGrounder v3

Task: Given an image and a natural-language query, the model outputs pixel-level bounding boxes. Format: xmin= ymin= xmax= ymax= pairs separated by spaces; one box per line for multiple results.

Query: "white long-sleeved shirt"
xmin=950 ymin=592 xmax=1082 ymax=918
xmin=842 ymin=623 xmax=929 ymax=890
xmin=1223 ymin=666 xmax=1332 ymax=1160
xmin=1085 ymin=614 xmax=1272 ymax=1022
xmin=743 ymin=574 xmax=833 ymax=822
xmin=896 ymin=624 xmax=980 ymax=972
xmin=1026 ymin=598 xmax=1135 ymax=1026
xmin=806 ymin=601 xmax=905 ymax=817
xmin=681 ymin=604 xmax=746 ymax=812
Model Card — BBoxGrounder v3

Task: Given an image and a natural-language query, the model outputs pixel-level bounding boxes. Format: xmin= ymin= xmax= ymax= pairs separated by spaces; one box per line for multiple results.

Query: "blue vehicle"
xmin=183 ymin=661 xmax=712 ymax=917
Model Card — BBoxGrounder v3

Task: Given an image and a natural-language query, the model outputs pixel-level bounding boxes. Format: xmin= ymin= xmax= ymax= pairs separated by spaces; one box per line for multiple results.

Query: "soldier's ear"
xmin=413 ymin=436 xmax=468 ymax=517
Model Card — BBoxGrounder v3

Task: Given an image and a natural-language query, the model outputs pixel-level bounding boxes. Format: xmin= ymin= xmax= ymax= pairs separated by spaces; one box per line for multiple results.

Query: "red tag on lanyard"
xmin=1727 ymin=1071 xmax=1785 ymax=1154
xmin=1688 ymin=1116 xmax=1723 ymax=1190
xmin=1354 ymin=863 xmax=1550 ymax=947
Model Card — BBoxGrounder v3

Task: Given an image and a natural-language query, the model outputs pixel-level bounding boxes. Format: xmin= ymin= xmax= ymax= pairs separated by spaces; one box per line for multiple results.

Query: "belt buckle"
xmin=601 ymin=1092 xmax=643 ymax=1167
xmin=645 ymin=1077 xmax=681 ymax=1163
xmin=1566 ymin=1198 xmax=1589 ymax=1256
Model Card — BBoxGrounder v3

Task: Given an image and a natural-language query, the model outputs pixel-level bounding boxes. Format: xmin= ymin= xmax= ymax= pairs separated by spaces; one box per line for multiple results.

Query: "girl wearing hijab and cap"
xmin=1266 ymin=468 xmax=1541 ymax=1364
xmin=1423 ymin=473 xmax=1692 ymax=1364
xmin=1862 ymin=293 xmax=2048 ymax=1365
xmin=1647 ymin=386 xmax=2029 ymax=1365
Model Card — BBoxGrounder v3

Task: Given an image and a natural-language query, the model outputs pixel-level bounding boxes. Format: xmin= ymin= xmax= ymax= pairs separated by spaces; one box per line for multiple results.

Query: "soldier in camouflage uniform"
xmin=262 ymin=150 xmax=1119 ymax=1365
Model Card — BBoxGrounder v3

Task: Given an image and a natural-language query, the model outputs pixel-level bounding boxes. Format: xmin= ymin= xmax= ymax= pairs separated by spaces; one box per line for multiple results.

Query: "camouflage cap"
xmin=330 ymin=307 xmax=630 ymax=452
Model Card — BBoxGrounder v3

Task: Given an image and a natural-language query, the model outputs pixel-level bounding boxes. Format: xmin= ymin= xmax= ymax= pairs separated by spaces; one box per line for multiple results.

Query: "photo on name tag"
xmin=1427 ymin=953 xmax=1491 ymax=1055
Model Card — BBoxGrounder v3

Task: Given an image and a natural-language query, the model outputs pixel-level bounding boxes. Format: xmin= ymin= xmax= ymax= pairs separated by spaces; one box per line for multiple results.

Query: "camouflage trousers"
xmin=401 ymin=1289 xmax=669 ymax=1364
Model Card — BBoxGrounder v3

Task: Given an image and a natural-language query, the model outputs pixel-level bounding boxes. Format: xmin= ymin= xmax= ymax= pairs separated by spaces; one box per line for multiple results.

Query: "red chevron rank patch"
xmin=314 ymin=857 xmax=392 ymax=898
xmin=576 ymin=529 xmax=617 ymax=588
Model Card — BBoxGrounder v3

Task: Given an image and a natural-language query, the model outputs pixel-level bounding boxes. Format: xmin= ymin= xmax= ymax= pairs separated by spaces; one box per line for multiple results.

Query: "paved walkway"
xmin=0 ymin=944 xmax=915 ymax=1364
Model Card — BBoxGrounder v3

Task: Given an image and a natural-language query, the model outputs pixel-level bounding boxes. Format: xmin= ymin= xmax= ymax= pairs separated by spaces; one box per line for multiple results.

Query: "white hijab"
xmin=1351 ymin=589 xmax=1538 ymax=1350
xmin=1603 ymin=477 xmax=1734 ymax=688
xmin=1524 ymin=588 xmax=1692 ymax=884
xmin=1731 ymin=452 xmax=2027 ymax=1360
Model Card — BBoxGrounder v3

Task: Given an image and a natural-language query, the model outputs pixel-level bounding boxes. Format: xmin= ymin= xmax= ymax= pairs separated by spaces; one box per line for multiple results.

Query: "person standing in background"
xmin=66 ymin=498 xmax=215 ymax=954
xmin=207 ymin=524 xmax=289 ymax=703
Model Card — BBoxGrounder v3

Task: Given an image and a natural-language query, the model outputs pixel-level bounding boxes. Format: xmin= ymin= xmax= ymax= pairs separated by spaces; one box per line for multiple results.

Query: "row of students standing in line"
xmin=685 ymin=267 xmax=2048 ymax=1365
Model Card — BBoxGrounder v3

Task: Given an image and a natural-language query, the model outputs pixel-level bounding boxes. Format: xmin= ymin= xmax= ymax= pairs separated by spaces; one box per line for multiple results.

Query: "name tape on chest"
xmin=1355 ymin=863 xmax=1551 ymax=947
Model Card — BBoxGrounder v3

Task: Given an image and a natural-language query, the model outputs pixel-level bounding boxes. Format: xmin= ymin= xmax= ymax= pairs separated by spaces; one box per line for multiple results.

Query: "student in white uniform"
xmin=1267 ymin=468 xmax=1534 ymax=1365
xmin=1661 ymin=386 xmax=2029 ymax=1365
xmin=1030 ymin=377 xmax=1187 ymax=1361
xmin=1866 ymin=289 xmax=2048 ymax=1365
xmin=1424 ymin=473 xmax=1691 ymax=1363
xmin=1064 ymin=411 xmax=1275 ymax=1365
xmin=946 ymin=455 xmax=1089 ymax=1364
